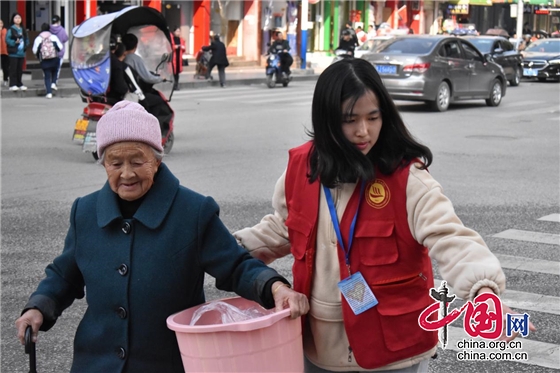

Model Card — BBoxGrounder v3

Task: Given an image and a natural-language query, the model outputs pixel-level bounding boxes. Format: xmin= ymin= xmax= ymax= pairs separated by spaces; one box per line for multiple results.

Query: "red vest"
xmin=285 ymin=142 xmax=438 ymax=369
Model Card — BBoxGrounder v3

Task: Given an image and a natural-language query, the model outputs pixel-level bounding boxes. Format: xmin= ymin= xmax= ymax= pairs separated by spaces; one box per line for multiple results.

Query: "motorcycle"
xmin=70 ymin=6 xmax=175 ymax=160
xmin=265 ymin=51 xmax=291 ymax=88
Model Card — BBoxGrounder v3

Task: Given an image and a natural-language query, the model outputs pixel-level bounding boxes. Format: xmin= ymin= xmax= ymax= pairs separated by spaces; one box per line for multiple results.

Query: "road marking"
xmin=538 ymin=214 xmax=560 ymax=223
xmin=203 ymin=89 xmax=313 ymax=101
xmin=434 ymin=279 xmax=560 ymax=315
xmin=172 ymin=86 xmax=256 ymax=96
xmin=495 ymin=254 xmax=560 ymax=276
xmin=446 ymin=326 xmax=560 ymax=370
xmin=492 ymin=229 xmax=560 ymax=246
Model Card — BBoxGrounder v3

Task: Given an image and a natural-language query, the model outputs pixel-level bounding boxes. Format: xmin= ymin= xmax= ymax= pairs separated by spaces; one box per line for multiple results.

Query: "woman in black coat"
xmin=203 ymin=35 xmax=229 ymax=87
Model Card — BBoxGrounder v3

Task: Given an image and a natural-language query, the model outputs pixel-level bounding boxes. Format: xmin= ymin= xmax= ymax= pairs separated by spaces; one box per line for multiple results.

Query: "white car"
xmin=355 ymin=36 xmax=395 ymax=59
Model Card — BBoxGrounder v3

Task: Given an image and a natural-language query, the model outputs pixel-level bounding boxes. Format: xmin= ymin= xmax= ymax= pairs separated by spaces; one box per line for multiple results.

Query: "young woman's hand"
xmin=271 ymin=281 xmax=309 ymax=319
xmin=476 ymin=287 xmax=536 ymax=342
xmin=15 ymin=309 xmax=44 ymax=345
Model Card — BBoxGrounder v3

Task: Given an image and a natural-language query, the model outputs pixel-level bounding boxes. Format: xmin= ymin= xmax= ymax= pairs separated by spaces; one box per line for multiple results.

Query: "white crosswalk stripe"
xmin=172 ymin=82 xmax=316 ymax=106
xmin=538 ymin=214 xmax=560 ymax=223
xmin=495 ymin=253 xmax=560 ymax=276
xmin=493 ymin=229 xmax=560 ymax=246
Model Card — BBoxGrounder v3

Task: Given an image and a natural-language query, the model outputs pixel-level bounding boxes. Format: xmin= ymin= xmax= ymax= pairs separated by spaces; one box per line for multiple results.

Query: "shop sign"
xmin=534 ymin=5 xmax=550 ymax=14
xmin=449 ymin=4 xmax=469 ymax=15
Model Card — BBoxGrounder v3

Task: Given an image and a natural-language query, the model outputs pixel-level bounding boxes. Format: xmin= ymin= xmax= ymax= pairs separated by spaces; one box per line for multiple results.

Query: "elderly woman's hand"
xmin=15 ymin=309 xmax=44 ymax=345
xmin=271 ymin=281 xmax=309 ymax=319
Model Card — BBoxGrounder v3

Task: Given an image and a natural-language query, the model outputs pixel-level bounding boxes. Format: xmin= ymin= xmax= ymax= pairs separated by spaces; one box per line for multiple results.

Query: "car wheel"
xmin=510 ymin=67 xmax=521 ymax=87
xmin=430 ymin=82 xmax=450 ymax=112
xmin=485 ymin=79 xmax=503 ymax=107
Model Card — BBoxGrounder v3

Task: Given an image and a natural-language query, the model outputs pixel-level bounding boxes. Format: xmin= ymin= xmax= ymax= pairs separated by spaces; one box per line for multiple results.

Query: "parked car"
xmin=360 ymin=35 xmax=507 ymax=112
xmin=464 ymin=36 xmax=523 ymax=86
xmin=451 ymin=23 xmax=478 ymax=36
xmin=485 ymin=28 xmax=509 ymax=37
xmin=521 ymin=38 xmax=560 ymax=82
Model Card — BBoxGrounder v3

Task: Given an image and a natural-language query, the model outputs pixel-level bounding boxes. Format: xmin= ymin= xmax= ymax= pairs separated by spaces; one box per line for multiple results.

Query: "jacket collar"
xmin=97 ymin=163 xmax=180 ymax=229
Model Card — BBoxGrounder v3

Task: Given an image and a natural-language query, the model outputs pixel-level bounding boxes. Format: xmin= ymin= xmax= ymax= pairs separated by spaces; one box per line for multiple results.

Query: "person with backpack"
xmin=5 ymin=12 xmax=29 ymax=91
xmin=50 ymin=15 xmax=68 ymax=82
xmin=32 ymin=23 xmax=62 ymax=99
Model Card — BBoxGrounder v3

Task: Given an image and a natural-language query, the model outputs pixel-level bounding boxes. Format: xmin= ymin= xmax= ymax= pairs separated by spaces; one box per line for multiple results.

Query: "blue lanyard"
xmin=323 ymin=181 xmax=365 ymax=269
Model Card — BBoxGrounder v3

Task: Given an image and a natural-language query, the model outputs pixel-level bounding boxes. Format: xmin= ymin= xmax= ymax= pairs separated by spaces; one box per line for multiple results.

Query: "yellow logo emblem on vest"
xmin=366 ymin=179 xmax=390 ymax=209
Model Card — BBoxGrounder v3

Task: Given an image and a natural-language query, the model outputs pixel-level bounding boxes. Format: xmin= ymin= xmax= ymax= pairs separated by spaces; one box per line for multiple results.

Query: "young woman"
xmin=234 ymin=58 xmax=534 ymax=373
xmin=5 ymin=13 xmax=29 ymax=91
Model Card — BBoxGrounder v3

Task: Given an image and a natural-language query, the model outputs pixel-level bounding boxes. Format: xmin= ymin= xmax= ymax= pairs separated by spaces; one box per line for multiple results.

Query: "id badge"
xmin=338 ymin=271 xmax=378 ymax=315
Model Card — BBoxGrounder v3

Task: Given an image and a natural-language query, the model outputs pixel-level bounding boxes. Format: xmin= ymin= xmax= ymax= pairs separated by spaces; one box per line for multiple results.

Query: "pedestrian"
xmin=523 ymin=22 xmax=532 ymax=35
xmin=234 ymin=58 xmax=535 ymax=373
xmin=355 ymin=26 xmax=367 ymax=45
xmin=0 ymin=19 xmax=10 ymax=86
xmin=14 ymin=100 xmax=309 ymax=373
xmin=5 ymin=12 xmax=29 ymax=91
xmin=340 ymin=21 xmax=359 ymax=47
xmin=367 ymin=24 xmax=377 ymax=40
xmin=203 ymin=34 xmax=229 ymax=87
xmin=171 ymin=26 xmax=186 ymax=90
xmin=49 ymin=14 xmax=69 ymax=84
xmin=32 ymin=23 xmax=62 ymax=99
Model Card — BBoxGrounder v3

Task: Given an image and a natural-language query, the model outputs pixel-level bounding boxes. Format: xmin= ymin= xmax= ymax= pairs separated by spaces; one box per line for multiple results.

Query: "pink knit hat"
xmin=96 ymin=101 xmax=163 ymax=157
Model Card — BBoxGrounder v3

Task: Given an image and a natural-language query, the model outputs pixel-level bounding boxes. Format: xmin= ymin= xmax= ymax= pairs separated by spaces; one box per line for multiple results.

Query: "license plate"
xmin=523 ymin=68 xmax=537 ymax=77
xmin=83 ymin=131 xmax=97 ymax=153
xmin=375 ymin=64 xmax=397 ymax=75
xmin=73 ymin=119 xmax=89 ymax=142
xmin=74 ymin=118 xmax=89 ymax=131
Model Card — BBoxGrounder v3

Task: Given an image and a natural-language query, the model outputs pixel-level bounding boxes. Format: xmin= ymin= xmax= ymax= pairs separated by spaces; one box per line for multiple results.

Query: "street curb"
xmin=0 ymin=74 xmax=319 ymax=99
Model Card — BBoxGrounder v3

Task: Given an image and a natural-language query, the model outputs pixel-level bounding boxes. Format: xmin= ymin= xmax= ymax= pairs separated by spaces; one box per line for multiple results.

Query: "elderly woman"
xmin=15 ymin=101 xmax=309 ymax=373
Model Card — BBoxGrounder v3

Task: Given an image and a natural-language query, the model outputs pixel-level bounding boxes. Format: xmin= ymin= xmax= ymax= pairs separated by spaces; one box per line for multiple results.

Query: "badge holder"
xmin=338 ymin=272 xmax=378 ymax=315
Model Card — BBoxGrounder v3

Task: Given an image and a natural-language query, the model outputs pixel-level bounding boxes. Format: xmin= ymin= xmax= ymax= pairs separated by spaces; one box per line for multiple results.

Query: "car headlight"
xmin=549 ymin=59 xmax=560 ymax=65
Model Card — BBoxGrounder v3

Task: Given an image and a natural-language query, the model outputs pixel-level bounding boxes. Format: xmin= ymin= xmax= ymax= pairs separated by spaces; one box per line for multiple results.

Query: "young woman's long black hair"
xmin=307 ymin=58 xmax=432 ymax=188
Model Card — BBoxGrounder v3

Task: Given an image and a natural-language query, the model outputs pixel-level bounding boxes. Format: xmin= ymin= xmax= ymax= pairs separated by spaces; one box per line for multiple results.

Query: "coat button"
xmin=117 ymin=347 xmax=126 ymax=359
xmin=117 ymin=264 xmax=128 ymax=276
xmin=122 ymin=222 xmax=131 ymax=234
xmin=117 ymin=307 xmax=127 ymax=319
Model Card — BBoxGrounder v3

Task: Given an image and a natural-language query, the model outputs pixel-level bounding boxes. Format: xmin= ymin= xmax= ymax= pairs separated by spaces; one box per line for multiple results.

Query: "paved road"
xmin=1 ymin=79 xmax=559 ymax=372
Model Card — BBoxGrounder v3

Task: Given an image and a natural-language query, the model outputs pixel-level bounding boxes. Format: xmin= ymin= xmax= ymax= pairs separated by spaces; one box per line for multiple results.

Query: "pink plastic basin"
xmin=166 ymin=297 xmax=303 ymax=372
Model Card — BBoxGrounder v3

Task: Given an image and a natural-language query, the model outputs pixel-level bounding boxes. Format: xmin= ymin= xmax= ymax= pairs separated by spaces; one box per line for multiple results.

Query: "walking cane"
xmin=25 ymin=325 xmax=37 ymax=373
